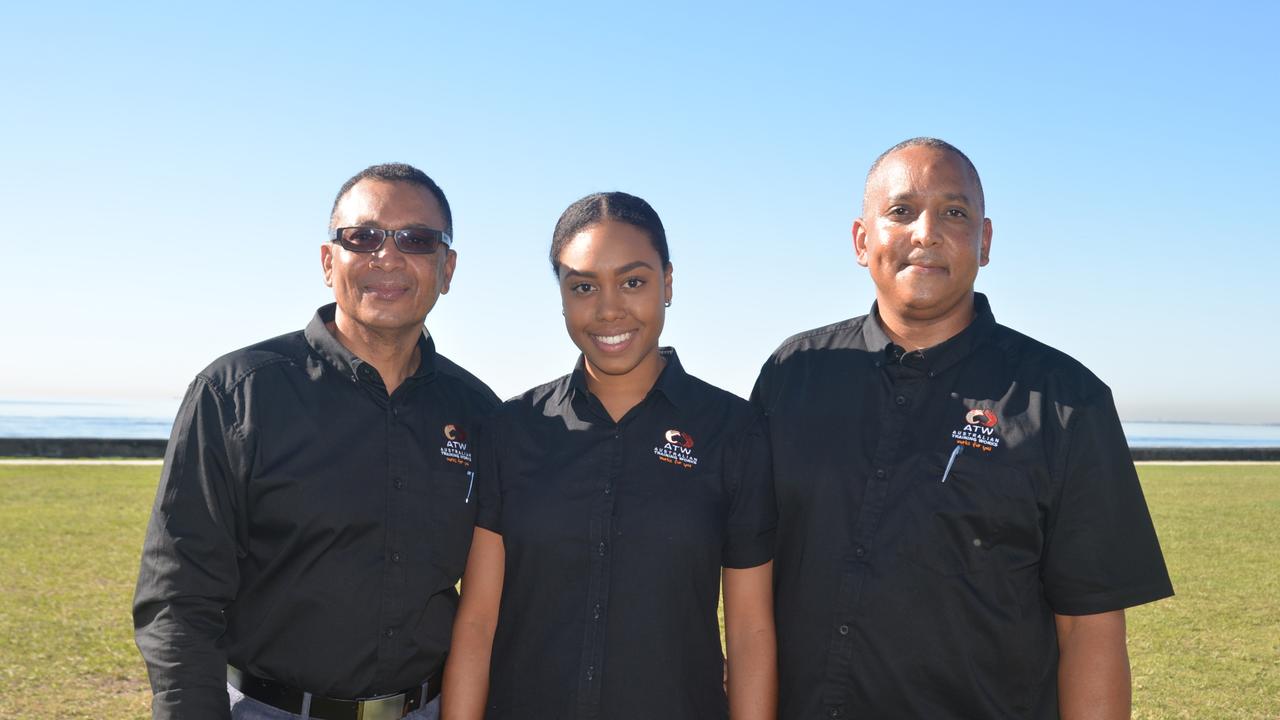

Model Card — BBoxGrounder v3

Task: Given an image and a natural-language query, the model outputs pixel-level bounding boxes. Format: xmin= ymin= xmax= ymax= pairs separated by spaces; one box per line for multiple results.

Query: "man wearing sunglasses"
xmin=134 ymin=163 xmax=498 ymax=720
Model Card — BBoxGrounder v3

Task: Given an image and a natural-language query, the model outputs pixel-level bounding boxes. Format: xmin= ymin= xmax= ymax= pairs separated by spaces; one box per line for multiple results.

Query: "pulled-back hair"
xmin=330 ymin=163 xmax=453 ymax=235
xmin=549 ymin=192 xmax=670 ymax=277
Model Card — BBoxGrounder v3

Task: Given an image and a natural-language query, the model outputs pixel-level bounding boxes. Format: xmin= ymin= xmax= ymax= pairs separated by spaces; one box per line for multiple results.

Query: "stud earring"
xmin=664 ymin=301 xmax=671 ymax=308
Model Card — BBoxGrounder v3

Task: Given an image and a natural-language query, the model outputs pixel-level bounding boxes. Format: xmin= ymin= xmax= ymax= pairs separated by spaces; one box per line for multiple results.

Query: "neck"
xmin=328 ymin=313 xmax=422 ymax=395
xmin=584 ymin=348 xmax=666 ymax=422
xmin=876 ymin=293 xmax=976 ymax=351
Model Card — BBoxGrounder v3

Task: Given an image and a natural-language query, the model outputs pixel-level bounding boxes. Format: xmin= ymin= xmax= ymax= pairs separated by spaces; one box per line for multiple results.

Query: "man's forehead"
xmin=334 ymin=179 xmax=444 ymax=223
xmin=864 ymin=146 xmax=984 ymax=208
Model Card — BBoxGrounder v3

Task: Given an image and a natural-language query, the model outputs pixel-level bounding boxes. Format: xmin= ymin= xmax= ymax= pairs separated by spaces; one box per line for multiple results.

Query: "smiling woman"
xmin=443 ymin=192 xmax=779 ymax=720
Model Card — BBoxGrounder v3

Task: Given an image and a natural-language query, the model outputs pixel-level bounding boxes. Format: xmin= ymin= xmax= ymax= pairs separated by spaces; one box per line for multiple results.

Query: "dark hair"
xmin=330 ymin=163 xmax=453 ymax=235
xmin=549 ymin=192 xmax=669 ymax=277
xmin=864 ymin=137 xmax=984 ymax=213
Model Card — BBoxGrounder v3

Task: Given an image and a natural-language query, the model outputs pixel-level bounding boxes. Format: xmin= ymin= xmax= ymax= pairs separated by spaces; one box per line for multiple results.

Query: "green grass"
xmin=1127 ymin=465 xmax=1280 ymax=719
xmin=0 ymin=464 xmax=155 ymax=719
xmin=1 ymin=463 xmax=1276 ymax=718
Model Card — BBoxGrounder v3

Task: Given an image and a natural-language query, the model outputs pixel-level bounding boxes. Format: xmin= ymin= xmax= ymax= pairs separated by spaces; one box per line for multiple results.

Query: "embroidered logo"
xmin=951 ymin=407 xmax=1001 ymax=452
xmin=664 ymin=429 xmax=694 ymax=448
xmin=654 ymin=428 xmax=699 ymax=468
xmin=440 ymin=424 xmax=473 ymax=466
xmin=965 ymin=408 xmax=998 ymax=428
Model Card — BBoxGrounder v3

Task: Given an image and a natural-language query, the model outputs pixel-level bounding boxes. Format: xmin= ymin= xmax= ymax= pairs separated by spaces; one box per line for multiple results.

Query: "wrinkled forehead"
xmin=863 ymin=147 xmax=985 ymax=213
xmin=331 ymin=179 xmax=445 ymax=229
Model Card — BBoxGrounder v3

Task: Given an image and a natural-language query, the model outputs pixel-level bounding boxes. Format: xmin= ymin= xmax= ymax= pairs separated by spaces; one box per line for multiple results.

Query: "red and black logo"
xmin=664 ymin=429 xmax=694 ymax=449
xmin=443 ymin=424 xmax=468 ymax=442
xmin=965 ymin=408 xmax=998 ymax=428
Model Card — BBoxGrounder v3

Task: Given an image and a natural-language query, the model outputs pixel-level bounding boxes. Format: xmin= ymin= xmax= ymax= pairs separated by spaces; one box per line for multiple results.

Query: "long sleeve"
xmin=133 ymin=376 xmax=244 ymax=720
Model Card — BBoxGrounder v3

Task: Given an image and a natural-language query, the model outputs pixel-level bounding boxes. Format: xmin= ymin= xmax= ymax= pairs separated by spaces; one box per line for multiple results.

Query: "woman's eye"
xmin=570 ymin=283 xmax=594 ymax=295
xmin=623 ymin=277 xmax=645 ymax=289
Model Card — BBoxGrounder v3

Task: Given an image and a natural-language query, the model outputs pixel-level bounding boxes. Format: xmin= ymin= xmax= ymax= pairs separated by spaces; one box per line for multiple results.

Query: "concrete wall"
xmin=0 ymin=438 xmax=168 ymax=459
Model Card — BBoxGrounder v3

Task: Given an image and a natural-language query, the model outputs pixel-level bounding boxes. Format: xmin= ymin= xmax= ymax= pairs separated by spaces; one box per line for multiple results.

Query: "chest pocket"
xmin=898 ymin=451 xmax=1042 ymax=576
xmin=429 ymin=468 xmax=477 ymax=581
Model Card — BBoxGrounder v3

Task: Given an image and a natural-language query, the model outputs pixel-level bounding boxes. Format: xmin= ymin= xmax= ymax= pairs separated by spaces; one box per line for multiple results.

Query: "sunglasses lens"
xmin=395 ymin=229 xmax=445 ymax=254
xmin=338 ymin=227 xmax=385 ymax=252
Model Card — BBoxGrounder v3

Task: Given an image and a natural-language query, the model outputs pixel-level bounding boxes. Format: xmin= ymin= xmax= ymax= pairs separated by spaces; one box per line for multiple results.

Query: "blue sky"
xmin=2 ymin=1 xmax=1277 ymax=423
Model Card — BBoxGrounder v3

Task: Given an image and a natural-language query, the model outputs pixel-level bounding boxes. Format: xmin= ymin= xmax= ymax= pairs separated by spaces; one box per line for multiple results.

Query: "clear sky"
xmin=2 ymin=1 xmax=1277 ymax=423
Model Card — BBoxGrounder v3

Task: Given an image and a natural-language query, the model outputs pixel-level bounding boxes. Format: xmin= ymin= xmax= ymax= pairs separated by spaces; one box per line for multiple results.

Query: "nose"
xmin=595 ymin=285 xmax=626 ymax=322
xmin=911 ymin=211 xmax=941 ymax=247
xmin=369 ymin=237 xmax=407 ymax=270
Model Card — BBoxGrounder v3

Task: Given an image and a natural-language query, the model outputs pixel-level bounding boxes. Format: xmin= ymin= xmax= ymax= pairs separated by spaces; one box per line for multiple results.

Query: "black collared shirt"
xmin=133 ymin=304 xmax=498 ymax=720
xmin=751 ymin=294 xmax=1173 ymax=720
xmin=475 ymin=349 xmax=776 ymax=720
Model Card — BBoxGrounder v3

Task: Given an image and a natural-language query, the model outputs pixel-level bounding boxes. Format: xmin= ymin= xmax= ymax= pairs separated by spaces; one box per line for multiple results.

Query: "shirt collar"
xmin=304 ymin=303 xmax=437 ymax=385
xmin=558 ymin=347 xmax=690 ymax=411
xmin=862 ymin=292 xmax=997 ymax=375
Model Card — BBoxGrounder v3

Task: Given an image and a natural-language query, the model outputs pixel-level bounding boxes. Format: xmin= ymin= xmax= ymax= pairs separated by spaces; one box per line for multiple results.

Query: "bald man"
xmin=752 ymin=138 xmax=1172 ymax=719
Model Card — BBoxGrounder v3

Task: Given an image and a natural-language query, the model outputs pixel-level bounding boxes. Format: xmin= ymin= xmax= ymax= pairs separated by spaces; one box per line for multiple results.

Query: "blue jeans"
xmin=228 ymin=683 xmax=440 ymax=720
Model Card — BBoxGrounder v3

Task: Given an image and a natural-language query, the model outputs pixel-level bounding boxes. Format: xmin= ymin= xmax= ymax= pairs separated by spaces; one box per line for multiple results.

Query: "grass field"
xmin=1 ymin=463 xmax=1277 ymax=718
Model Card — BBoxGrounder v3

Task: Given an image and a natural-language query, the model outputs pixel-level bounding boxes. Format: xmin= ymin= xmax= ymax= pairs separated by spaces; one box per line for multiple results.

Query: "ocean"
xmin=1 ymin=398 xmax=1278 ymax=448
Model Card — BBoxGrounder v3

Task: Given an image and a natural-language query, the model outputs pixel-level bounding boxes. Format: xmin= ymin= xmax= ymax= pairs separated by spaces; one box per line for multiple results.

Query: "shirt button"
xmin=603 ymin=484 xmax=612 ymax=495
xmin=854 ymin=546 xmax=866 ymax=558
xmin=593 ymin=603 xmax=601 ymax=620
xmin=838 ymin=624 xmax=849 ymax=635
xmin=874 ymin=468 xmax=886 ymax=479
xmin=598 ymin=542 xmax=607 ymax=556
xmin=391 ymin=552 xmax=401 ymax=563
xmin=394 ymin=478 xmax=405 ymax=490
xmin=895 ymin=395 xmax=907 ymax=406
xmin=829 ymin=708 xmax=841 ymax=718
xmin=586 ymin=665 xmax=595 ymax=681
xmin=384 ymin=628 xmax=395 ymax=638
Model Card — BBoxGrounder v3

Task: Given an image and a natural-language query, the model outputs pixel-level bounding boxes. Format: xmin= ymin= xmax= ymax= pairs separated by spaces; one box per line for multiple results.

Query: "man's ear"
xmin=439 ymin=249 xmax=457 ymax=295
xmin=979 ymin=218 xmax=993 ymax=266
xmin=321 ymin=243 xmax=334 ymax=286
xmin=852 ymin=218 xmax=870 ymax=268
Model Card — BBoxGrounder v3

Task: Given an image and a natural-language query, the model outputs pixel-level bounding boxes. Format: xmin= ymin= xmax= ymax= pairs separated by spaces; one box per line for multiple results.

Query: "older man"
xmin=752 ymin=138 xmax=1173 ymax=719
xmin=134 ymin=163 xmax=498 ymax=720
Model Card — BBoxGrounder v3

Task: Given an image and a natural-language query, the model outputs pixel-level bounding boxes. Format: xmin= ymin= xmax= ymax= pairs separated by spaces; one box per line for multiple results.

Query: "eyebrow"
xmin=562 ymin=260 xmax=658 ymax=279
xmin=886 ymin=192 xmax=974 ymax=206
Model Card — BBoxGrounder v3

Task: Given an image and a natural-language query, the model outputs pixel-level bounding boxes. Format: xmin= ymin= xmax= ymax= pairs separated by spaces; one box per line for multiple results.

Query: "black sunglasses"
xmin=329 ymin=226 xmax=452 ymax=255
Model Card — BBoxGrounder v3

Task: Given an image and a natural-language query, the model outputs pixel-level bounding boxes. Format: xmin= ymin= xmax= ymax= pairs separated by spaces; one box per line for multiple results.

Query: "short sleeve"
xmin=722 ymin=413 xmax=777 ymax=569
xmin=473 ymin=416 xmax=503 ymax=534
xmin=1041 ymin=388 xmax=1174 ymax=615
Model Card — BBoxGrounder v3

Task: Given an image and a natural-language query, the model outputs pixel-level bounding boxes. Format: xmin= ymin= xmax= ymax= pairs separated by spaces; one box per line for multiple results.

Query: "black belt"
xmin=228 ymin=665 xmax=441 ymax=720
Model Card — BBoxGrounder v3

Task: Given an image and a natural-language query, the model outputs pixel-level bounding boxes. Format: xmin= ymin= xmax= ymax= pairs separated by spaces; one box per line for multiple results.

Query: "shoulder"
xmin=682 ymin=371 xmax=755 ymax=419
xmin=194 ymin=329 xmax=309 ymax=396
xmin=988 ymin=323 xmax=1111 ymax=408
xmin=764 ymin=316 xmax=868 ymax=365
xmin=433 ymin=352 xmax=501 ymax=410
xmin=501 ymin=374 xmax=573 ymax=413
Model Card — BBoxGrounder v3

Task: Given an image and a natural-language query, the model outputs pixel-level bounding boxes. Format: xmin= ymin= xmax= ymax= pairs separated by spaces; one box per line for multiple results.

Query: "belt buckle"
xmin=354 ymin=692 xmax=409 ymax=720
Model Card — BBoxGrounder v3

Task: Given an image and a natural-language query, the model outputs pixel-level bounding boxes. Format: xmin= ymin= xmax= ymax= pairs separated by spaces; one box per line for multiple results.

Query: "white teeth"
xmin=593 ymin=332 xmax=634 ymax=345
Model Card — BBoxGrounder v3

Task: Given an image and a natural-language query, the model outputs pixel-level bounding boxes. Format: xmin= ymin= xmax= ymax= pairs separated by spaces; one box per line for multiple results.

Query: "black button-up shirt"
xmin=475 ymin=349 xmax=776 ymax=720
xmin=751 ymin=294 xmax=1173 ymax=719
xmin=133 ymin=304 xmax=498 ymax=719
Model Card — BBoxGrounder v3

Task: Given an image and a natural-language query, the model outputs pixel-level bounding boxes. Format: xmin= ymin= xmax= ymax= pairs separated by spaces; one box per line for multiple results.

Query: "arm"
xmin=723 ymin=561 xmax=777 ymax=720
xmin=1055 ymin=610 xmax=1130 ymax=720
xmin=133 ymin=378 xmax=243 ymax=720
xmin=442 ymin=527 xmax=505 ymax=720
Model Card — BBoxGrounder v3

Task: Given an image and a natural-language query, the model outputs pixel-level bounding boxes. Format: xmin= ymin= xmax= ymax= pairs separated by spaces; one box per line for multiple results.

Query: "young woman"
xmin=443 ymin=192 xmax=776 ymax=720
